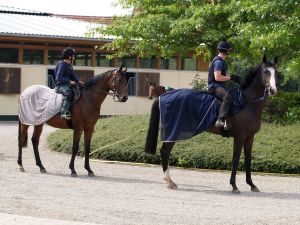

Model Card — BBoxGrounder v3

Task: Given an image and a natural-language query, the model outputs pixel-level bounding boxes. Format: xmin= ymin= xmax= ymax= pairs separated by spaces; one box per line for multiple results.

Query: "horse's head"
xmin=262 ymin=55 xmax=278 ymax=96
xmin=148 ymin=82 xmax=156 ymax=99
xmin=109 ymin=65 xmax=128 ymax=102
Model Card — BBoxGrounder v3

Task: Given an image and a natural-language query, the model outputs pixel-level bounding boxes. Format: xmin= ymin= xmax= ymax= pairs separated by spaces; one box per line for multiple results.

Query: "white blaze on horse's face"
xmin=267 ymin=66 xmax=277 ymax=96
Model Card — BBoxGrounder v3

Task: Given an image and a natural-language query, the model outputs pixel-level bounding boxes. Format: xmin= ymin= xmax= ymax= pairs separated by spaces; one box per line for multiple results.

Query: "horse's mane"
xmin=240 ymin=65 xmax=261 ymax=90
xmin=84 ymin=70 xmax=113 ymax=87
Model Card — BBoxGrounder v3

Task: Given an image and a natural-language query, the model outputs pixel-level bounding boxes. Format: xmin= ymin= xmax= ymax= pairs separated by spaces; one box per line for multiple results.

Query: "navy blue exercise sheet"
xmin=159 ymin=88 xmax=245 ymax=142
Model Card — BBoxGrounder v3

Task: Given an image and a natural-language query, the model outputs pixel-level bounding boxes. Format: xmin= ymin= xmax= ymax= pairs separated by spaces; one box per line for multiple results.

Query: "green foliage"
xmin=88 ymin=0 xmax=300 ymax=90
xmin=190 ymin=73 xmax=207 ymax=91
xmin=48 ymin=115 xmax=300 ymax=174
xmin=263 ymin=92 xmax=300 ymax=125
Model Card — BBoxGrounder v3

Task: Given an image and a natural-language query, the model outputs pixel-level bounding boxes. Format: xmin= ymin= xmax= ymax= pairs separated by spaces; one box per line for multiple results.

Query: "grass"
xmin=47 ymin=115 xmax=300 ymax=174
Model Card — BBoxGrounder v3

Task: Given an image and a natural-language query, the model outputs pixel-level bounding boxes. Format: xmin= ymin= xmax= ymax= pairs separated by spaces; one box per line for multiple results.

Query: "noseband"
xmin=253 ymin=66 xmax=271 ymax=102
xmin=110 ymin=70 xmax=124 ymax=102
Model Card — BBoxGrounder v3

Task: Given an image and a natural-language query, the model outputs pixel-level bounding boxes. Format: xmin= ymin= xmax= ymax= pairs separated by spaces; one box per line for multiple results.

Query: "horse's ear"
xmin=263 ymin=55 xmax=267 ymax=63
xmin=274 ymin=56 xmax=278 ymax=64
xmin=118 ymin=64 xmax=127 ymax=72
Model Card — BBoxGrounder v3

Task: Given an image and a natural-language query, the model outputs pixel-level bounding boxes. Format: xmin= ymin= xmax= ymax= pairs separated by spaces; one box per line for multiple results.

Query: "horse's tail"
xmin=145 ymin=98 xmax=160 ymax=155
xmin=18 ymin=120 xmax=27 ymax=148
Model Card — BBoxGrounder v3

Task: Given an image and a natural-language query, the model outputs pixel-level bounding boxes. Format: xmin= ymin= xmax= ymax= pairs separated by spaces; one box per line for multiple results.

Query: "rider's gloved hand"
xmin=230 ymin=75 xmax=242 ymax=84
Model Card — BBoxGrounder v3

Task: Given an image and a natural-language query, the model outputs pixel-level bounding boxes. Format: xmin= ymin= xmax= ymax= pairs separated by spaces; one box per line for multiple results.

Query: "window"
xmin=160 ymin=57 xmax=177 ymax=70
xmin=0 ymin=48 xmax=18 ymax=63
xmin=126 ymin=72 xmax=136 ymax=96
xmin=97 ymin=53 xmax=113 ymax=67
xmin=47 ymin=69 xmax=55 ymax=88
xmin=0 ymin=68 xmax=21 ymax=94
xmin=120 ymin=56 xmax=136 ymax=68
xmin=182 ymin=57 xmax=197 ymax=71
xmin=73 ymin=52 xmax=91 ymax=66
xmin=140 ymin=57 xmax=157 ymax=69
xmin=48 ymin=51 xmax=61 ymax=65
xmin=23 ymin=49 xmax=44 ymax=64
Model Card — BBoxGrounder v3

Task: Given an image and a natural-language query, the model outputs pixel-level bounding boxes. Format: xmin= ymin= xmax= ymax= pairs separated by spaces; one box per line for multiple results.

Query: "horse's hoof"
xmin=19 ymin=167 xmax=25 ymax=172
xmin=40 ymin=168 xmax=47 ymax=173
xmin=167 ymin=183 xmax=177 ymax=190
xmin=71 ymin=173 xmax=78 ymax=177
xmin=88 ymin=172 xmax=95 ymax=177
xmin=164 ymin=177 xmax=177 ymax=189
xmin=232 ymin=188 xmax=241 ymax=194
xmin=251 ymin=187 xmax=260 ymax=192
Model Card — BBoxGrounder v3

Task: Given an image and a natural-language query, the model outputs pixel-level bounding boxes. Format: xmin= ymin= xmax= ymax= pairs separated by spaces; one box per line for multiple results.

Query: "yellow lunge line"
xmin=88 ymin=128 xmax=146 ymax=156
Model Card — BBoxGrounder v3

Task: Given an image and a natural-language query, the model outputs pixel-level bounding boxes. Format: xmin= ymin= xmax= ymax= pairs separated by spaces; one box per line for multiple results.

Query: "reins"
xmin=81 ymin=69 xmax=123 ymax=102
xmin=252 ymin=66 xmax=271 ymax=103
xmin=253 ymin=82 xmax=269 ymax=102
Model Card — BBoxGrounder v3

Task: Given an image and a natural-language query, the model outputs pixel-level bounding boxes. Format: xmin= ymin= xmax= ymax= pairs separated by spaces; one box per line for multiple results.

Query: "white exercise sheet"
xmin=19 ymin=85 xmax=63 ymax=125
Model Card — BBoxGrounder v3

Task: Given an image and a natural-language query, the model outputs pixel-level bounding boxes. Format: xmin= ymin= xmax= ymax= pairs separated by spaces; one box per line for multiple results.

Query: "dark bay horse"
xmin=145 ymin=56 xmax=278 ymax=193
xmin=18 ymin=65 xmax=128 ymax=177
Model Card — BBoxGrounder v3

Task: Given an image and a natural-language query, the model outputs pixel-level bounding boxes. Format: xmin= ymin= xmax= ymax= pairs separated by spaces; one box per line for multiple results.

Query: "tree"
xmin=228 ymin=1 xmax=300 ymax=91
xmin=90 ymin=0 xmax=300 ymax=91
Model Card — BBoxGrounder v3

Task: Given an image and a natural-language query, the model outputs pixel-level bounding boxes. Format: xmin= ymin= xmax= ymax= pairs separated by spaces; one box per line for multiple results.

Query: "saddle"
xmin=70 ymin=84 xmax=82 ymax=105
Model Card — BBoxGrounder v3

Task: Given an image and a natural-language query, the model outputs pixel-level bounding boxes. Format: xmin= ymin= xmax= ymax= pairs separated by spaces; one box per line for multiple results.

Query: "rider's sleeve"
xmin=70 ymin=70 xmax=80 ymax=82
xmin=55 ymin=63 xmax=69 ymax=84
xmin=213 ymin=60 xmax=223 ymax=72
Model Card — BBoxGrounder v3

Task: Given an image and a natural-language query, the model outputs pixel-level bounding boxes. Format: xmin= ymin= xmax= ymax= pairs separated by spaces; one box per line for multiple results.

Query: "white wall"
xmin=0 ymin=64 xmax=207 ymax=117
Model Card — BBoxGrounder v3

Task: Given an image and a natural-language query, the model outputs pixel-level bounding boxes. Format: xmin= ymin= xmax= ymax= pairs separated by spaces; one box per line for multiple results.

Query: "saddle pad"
xmin=159 ymin=88 xmax=245 ymax=142
xmin=19 ymin=85 xmax=62 ymax=126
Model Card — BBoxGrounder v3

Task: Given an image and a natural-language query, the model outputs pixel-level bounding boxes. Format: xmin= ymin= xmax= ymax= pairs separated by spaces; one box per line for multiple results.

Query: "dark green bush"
xmin=263 ymin=92 xmax=300 ymax=125
xmin=47 ymin=115 xmax=300 ymax=174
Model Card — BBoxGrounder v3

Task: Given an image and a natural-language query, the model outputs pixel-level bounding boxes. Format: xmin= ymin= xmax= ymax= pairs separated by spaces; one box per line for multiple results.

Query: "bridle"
xmin=253 ymin=65 xmax=272 ymax=102
xmin=83 ymin=69 xmax=125 ymax=102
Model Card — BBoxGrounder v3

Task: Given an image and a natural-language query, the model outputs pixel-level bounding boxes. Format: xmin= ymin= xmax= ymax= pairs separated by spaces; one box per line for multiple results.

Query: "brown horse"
xmin=148 ymin=82 xmax=174 ymax=99
xmin=145 ymin=56 xmax=278 ymax=193
xmin=148 ymin=82 xmax=166 ymax=99
xmin=18 ymin=65 xmax=128 ymax=177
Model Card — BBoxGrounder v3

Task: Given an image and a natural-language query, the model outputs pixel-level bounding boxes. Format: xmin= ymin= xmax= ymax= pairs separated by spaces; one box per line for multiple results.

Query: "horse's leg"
xmin=83 ymin=128 xmax=95 ymax=177
xmin=160 ymin=142 xmax=177 ymax=189
xmin=230 ymin=137 xmax=244 ymax=194
xmin=69 ymin=129 xmax=82 ymax=177
xmin=32 ymin=124 xmax=46 ymax=173
xmin=18 ymin=122 xmax=29 ymax=172
xmin=244 ymin=135 xmax=260 ymax=192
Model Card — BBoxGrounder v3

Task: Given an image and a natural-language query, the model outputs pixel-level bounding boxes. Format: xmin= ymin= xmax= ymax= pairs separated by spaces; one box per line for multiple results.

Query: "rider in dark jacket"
xmin=55 ymin=47 xmax=84 ymax=120
xmin=207 ymin=41 xmax=241 ymax=129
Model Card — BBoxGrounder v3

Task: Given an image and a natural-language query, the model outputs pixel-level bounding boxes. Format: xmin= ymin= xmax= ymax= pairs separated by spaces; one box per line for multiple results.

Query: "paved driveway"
xmin=0 ymin=122 xmax=299 ymax=225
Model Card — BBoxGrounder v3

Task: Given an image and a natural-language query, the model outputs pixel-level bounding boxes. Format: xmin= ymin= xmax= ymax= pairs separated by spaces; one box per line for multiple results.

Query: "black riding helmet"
xmin=217 ymin=41 xmax=232 ymax=53
xmin=62 ymin=47 xmax=76 ymax=60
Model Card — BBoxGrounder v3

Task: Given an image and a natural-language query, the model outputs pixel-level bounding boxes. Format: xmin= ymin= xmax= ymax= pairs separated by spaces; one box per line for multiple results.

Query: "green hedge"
xmin=263 ymin=92 xmax=300 ymax=125
xmin=47 ymin=115 xmax=300 ymax=174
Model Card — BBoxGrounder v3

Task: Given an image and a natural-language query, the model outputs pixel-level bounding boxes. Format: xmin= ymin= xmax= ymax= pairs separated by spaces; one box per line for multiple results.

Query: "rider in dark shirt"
xmin=54 ymin=47 xmax=84 ymax=120
xmin=207 ymin=41 xmax=241 ymax=129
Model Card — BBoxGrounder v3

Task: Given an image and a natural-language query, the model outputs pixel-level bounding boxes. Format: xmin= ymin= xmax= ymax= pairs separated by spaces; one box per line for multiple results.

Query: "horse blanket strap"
xmin=159 ymin=88 xmax=245 ymax=142
xmin=19 ymin=85 xmax=63 ymax=125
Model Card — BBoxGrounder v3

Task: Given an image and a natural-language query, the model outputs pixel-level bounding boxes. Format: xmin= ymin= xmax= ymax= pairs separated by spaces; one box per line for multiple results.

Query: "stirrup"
xmin=60 ymin=112 xmax=71 ymax=120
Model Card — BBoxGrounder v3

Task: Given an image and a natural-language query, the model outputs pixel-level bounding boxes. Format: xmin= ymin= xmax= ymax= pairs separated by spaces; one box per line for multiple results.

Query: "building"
xmin=0 ymin=5 xmax=208 ymax=121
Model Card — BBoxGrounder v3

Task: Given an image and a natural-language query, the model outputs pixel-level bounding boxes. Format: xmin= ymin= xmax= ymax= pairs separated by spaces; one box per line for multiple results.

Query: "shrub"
xmin=47 ymin=115 xmax=300 ymax=174
xmin=263 ymin=92 xmax=300 ymax=125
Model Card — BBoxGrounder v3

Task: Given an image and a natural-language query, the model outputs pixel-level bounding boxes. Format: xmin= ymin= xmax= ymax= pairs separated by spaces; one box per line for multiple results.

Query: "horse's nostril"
xmin=149 ymin=97 xmax=152 ymax=100
xmin=270 ymin=89 xmax=277 ymax=96
xmin=122 ymin=96 xmax=128 ymax=102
